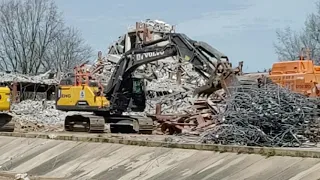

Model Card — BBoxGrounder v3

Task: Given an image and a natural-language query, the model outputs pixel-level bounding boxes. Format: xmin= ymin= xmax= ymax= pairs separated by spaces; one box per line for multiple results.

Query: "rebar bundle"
xmin=201 ymin=80 xmax=320 ymax=147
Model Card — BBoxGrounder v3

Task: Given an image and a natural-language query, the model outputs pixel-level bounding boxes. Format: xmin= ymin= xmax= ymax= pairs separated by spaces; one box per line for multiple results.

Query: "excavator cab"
xmin=129 ymin=78 xmax=146 ymax=111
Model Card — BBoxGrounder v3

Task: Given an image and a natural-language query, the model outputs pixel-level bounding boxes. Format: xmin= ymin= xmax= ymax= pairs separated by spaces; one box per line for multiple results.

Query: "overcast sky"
xmin=55 ymin=0 xmax=317 ymax=72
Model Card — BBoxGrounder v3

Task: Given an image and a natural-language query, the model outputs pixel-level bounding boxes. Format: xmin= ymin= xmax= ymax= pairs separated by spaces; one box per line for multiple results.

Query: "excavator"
xmin=55 ymin=33 xmax=243 ymax=134
xmin=0 ymin=84 xmax=15 ymax=132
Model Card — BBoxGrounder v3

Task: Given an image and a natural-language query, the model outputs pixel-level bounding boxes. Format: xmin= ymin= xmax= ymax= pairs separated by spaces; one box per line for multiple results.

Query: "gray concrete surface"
xmin=1 ymin=136 xmax=320 ymax=180
xmin=3 ymin=132 xmax=320 ymax=158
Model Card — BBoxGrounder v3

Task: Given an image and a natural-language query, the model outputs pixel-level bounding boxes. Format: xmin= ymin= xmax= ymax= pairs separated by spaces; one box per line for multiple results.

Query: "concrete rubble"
xmin=10 ymin=100 xmax=66 ymax=132
xmin=0 ymin=71 xmax=59 ymax=85
xmin=91 ymin=19 xmax=209 ymax=115
xmin=14 ymin=173 xmax=29 ymax=180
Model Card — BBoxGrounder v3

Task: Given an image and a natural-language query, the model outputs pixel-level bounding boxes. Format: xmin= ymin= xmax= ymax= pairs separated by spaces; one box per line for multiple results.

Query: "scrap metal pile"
xmin=201 ymin=79 xmax=320 ymax=147
xmin=151 ymin=74 xmax=320 ymax=147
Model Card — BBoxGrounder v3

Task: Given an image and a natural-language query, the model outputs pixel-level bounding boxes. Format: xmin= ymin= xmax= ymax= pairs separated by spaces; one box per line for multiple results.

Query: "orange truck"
xmin=268 ymin=49 xmax=320 ymax=97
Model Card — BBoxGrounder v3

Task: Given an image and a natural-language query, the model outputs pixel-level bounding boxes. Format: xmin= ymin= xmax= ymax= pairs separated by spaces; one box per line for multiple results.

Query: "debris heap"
xmin=93 ymin=19 xmax=210 ymax=115
xmin=11 ymin=100 xmax=66 ymax=132
xmin=0 ymin=70 xmax=59 ymax=84
xmin=152 ymin=89 xmax=226 ymax=135
xmin=201 ymin=80 xmax=320 ymax=147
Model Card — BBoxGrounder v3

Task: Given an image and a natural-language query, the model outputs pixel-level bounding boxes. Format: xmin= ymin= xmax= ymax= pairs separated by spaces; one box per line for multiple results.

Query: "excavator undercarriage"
xmin=64 ymin=113 xmax=153 ymax=134
xmin=0 ymin=113 xmax=14 ymax=132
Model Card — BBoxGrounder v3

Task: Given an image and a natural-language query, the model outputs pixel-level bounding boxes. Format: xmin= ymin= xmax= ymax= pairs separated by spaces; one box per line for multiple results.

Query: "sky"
xmin=55 ymin=0 xmax=317 ymax=72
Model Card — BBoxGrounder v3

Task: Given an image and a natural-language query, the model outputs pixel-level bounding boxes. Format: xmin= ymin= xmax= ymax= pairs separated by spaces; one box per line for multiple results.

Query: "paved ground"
xmin=1 ymin=136 xmax=320 ymax=180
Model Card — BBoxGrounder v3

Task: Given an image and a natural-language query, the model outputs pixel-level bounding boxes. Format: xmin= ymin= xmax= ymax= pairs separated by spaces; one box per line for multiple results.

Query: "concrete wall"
xmin=0 ymin=136 xmax=320 ymax=180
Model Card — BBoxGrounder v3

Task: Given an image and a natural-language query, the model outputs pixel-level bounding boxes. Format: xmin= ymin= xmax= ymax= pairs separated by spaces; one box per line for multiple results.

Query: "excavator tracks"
xmin=64 ymin=114 xmax=153 ymax=134
xmin=108 ymin=115 xmax=153 ymax=134
xmin=64 ymin=114 xmax=105 ymax=133
xmin=0 ymin=113 xmax=14 ymax=132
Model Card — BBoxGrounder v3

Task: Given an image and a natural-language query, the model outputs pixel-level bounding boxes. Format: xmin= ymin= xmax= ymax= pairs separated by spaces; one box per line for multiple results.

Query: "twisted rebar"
xmin=201 ymin=80 xmax=320 ymax=147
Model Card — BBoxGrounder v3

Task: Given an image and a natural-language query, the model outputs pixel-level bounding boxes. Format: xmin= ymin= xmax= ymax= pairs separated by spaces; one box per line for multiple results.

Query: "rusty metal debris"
xmin=150 ymin=90 xmax=227 ymax=135
xmin=149 ymin=75 xmax=320 ymax=147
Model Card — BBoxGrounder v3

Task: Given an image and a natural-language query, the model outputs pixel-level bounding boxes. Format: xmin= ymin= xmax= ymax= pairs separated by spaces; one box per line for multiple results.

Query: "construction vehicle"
xmin=269 ymin=48 xmax=320 ymax=97
xmin=55 ymin=33 xmax=243 ymax=134
xmin=0 ymin=85 xmax=14 ymax=132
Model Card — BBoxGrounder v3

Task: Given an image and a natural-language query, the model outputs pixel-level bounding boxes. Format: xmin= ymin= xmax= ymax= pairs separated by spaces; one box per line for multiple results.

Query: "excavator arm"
xmin=104 ymin=33 xmax=243 ymax=113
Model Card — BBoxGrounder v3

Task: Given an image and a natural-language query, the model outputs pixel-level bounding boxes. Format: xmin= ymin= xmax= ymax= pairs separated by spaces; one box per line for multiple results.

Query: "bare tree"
xmin=0 ymin=0 xmax=93 ymax=74
xmin=43 ymin=27 xmax=92 ymax=73
xmin=274 ymin=1 xmax=320 ymax=64
xmin=274 ymin=27 xmax=303 ymax=61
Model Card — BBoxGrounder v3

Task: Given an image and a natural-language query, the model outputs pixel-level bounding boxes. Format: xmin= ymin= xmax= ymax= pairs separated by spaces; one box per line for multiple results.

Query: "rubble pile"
xmin=142 ymin=72 xmax=207 ymax=114
xmin=151 ymin=89 xmax=226 ymax=135
xmin=93 ymin=19 xmax=208 ymax=114
xmin=11 ymin=100 xmax=66 ymax=132
xmin=151 ymin=76 xmax=320 ymax=147
xmin=129 ymin=19 xmax=174 ymax=33
xmin=91 ymin=60 xmax=117 ymax=85
xmin=200 ymin=81 xmax=320 ymax=147
xmin=0 ymin=70 xmax=59 ymax=84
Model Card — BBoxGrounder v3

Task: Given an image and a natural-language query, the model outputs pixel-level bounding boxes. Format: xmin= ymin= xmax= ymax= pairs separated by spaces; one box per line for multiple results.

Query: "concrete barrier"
xmin=0 ymin=171 xmax=64 ymax=179
xmin=0 ymin=135 xmax=320 ymax=179
xmin=0 ymin=132 xmax=320 ymax=158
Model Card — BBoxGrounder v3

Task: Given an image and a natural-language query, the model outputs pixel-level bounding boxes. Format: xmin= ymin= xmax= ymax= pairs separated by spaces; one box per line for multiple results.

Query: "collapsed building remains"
xmin=90 ymin=19 xmax=234 ymax=115
xmin=0 ymin=71 xmax=58 ymax=102
xmin=11 ymin=100 xmax=65 ymax=132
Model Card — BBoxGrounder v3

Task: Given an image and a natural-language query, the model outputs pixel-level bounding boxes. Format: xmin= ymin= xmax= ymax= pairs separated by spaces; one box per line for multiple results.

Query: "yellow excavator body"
xmin=0 ymin=86 xmax=10 ymax=110
xmin=56 ymin=85 xmax=110 ymax=111
xmin=56 ymin=84 xmax=112 ymax=133
xmin=0 ymin=85 xmax=14 ymax=132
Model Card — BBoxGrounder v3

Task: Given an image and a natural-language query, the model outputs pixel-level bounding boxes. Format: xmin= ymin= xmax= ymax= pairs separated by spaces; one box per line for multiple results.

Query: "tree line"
xmin=0 ymin=0 xmax=93 ymax=75
xmin=274 ymin=1 xmax=320 ymax=64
